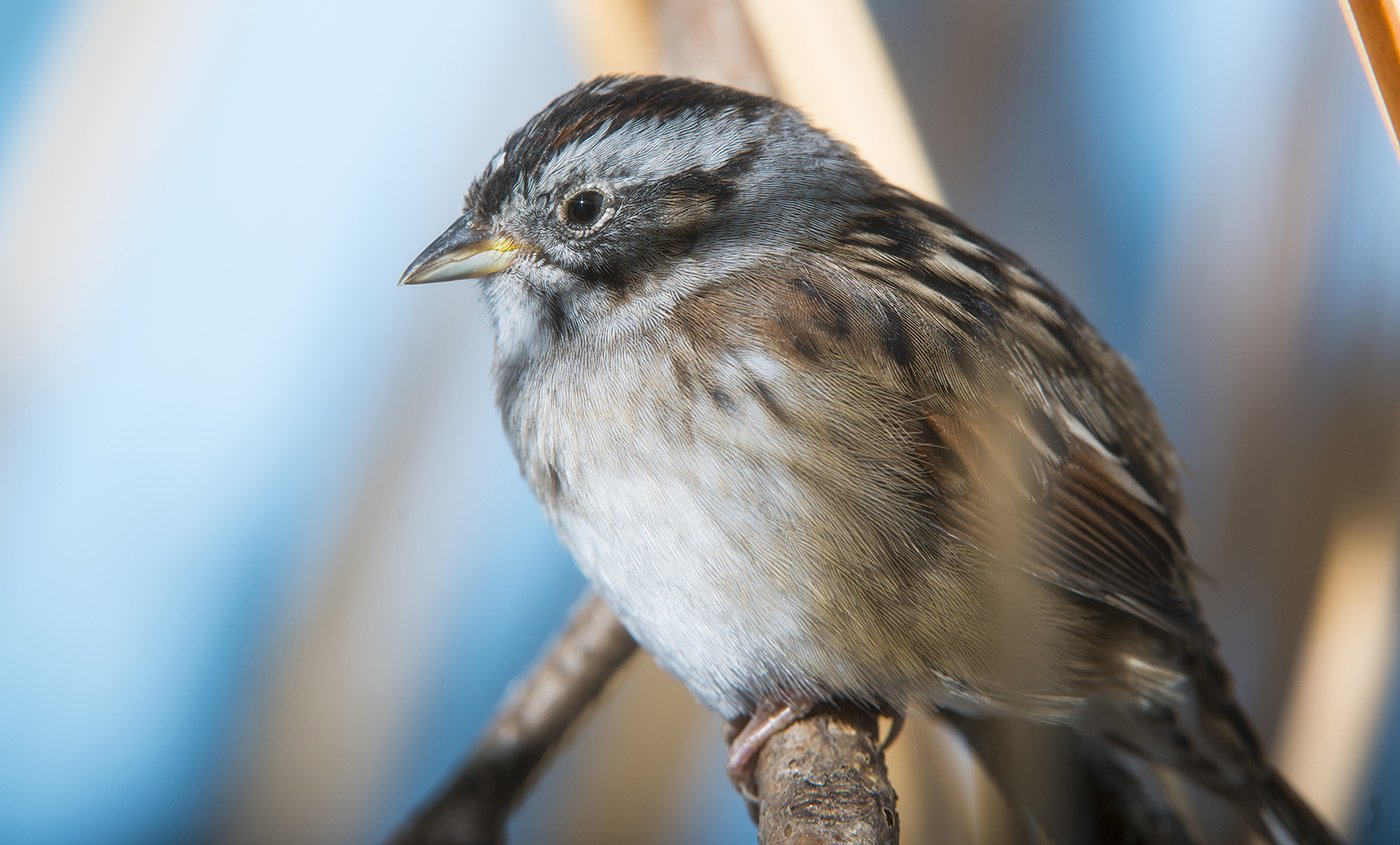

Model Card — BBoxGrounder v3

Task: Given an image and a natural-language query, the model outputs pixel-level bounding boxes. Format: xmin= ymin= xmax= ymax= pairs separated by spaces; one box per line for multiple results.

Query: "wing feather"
xmin=828 ymin=193 xmax=1211 ymax=646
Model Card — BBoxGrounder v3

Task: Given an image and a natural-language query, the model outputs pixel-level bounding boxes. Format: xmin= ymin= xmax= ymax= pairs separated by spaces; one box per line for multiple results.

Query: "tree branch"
xmin=755 ymin=703 xmax=901 ymax=845
xmin=385 ymin=592 xmax=906 ymax=844
xmin=387 ymin=592 xmax=637 ymax=845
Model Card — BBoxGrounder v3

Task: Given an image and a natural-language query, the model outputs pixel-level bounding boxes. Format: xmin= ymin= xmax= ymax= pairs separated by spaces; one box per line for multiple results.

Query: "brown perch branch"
xmin=386 ymin=591 xmax=903 ymax=844
xmin=754 ymin=703 xmax=901 ymax=845
xmin=387 ymin=592 xmax=637 ymax=845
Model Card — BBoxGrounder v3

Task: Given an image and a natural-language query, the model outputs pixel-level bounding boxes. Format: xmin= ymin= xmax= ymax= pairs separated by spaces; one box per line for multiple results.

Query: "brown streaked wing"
xmin=1023 ymin=430 xmax=1213 ymax=646
xmin=839 ymin=194 xmax=1213 ymax=647
xmin=914 ymin=401 xmax=1211 ymax=647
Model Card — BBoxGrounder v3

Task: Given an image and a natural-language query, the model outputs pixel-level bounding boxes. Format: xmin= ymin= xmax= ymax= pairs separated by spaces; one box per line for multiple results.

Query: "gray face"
xmin=399 ymin=76 xmax=878 ymax=350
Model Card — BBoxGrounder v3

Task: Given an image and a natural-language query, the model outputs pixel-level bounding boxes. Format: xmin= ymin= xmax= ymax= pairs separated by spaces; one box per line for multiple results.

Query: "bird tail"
xmin=1253 ymin=767 xmax=1343 ymax=845
xmin=947 ymin=713 xmax=1204 ymax=845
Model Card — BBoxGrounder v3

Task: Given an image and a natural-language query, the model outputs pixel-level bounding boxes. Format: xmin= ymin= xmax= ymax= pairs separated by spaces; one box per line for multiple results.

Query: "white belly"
xmin=507 ymin=343 xmax=840 ymax=717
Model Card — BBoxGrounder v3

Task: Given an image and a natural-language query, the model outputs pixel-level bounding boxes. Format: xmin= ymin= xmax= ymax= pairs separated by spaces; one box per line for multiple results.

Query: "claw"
xmin=880 ymin=711 xmax=906 ymax=750
xmin=724 ymin=698 xmax=814 ymax=800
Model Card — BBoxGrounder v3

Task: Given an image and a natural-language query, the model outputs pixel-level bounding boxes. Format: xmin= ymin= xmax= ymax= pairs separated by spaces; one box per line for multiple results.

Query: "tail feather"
xmin=1254 ymin=768 xmax=1343 ymax=845
xmin=947 ymin=713 xmax=1203 ymax=845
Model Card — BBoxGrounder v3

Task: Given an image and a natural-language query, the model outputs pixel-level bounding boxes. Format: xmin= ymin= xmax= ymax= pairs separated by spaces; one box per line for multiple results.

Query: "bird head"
xmin=399 ymin=75 xmax=877 ymax=346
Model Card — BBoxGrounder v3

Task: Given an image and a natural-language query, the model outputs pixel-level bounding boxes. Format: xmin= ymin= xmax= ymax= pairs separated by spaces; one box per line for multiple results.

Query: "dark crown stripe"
xmin=472 ymin=76 xmax=777 ymax=220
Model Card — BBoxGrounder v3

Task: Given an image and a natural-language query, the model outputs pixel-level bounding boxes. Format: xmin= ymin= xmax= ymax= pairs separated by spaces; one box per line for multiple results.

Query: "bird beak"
xmin=398 ymin=217 xmax=523 ymax=285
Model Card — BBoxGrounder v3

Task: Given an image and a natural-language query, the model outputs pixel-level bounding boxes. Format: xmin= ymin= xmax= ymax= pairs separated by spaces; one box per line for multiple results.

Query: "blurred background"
xmin=1 ymin=0 xmax=1398 ymax=843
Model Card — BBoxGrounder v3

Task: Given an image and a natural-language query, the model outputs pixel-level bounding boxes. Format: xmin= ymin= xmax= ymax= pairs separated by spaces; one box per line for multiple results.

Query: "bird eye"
xmin=564 ymin=190 xmax=606 ymax=227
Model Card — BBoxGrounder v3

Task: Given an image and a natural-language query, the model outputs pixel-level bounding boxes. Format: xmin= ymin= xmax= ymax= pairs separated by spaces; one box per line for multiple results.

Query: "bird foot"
xmin=723 ymin=697 xmax=813 ymax=800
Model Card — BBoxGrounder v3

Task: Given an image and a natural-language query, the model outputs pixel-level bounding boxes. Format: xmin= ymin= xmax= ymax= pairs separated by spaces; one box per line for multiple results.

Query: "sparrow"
xmin=399 ymin=75 xmax=1339 ymax=845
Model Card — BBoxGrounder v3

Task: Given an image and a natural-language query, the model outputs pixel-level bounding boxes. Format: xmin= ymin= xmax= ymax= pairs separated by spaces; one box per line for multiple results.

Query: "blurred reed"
xmin=1335 ymin=0 xmax=1400 ymax=164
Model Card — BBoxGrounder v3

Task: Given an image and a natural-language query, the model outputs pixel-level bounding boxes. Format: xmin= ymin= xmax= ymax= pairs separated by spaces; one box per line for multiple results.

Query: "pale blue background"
xmin=0 ymin=1 xmax=1397 ymax=843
